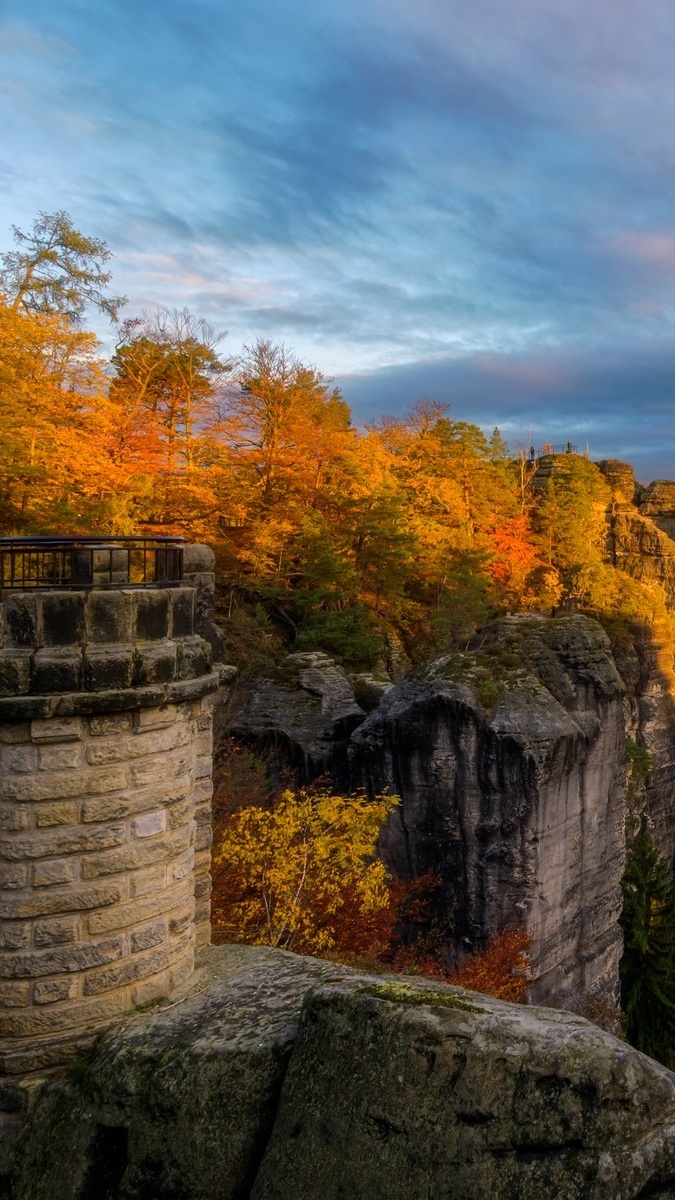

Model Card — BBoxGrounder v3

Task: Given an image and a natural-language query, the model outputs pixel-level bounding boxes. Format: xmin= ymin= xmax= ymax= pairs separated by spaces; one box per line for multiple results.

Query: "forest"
xmin=0 ymin=211 xmax=663 ymax=679
xmin=4 ymin=211 xmax=675 ymax=1061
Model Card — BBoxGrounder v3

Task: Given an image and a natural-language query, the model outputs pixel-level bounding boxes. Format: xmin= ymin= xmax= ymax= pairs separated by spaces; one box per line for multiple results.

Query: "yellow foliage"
xmin=213 ymin=788 xmax=399 ymax=954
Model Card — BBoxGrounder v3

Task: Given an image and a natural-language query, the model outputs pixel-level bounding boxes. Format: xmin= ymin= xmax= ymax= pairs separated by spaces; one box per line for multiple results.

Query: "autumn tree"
xmin=213 ymin=787 xmax=399 ymax=955
xmin=0 ymin=210 xmax=125 ymax=322
xmin=0 ymin=301 xmax=108 ymax=531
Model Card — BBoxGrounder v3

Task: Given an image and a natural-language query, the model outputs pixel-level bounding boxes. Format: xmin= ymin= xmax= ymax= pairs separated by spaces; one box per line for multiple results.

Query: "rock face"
xmin=349 ymin=615 xmax=627 ymax=1003
xmin=6 ymin=943 xmax=675 ymax=1200
xmin=230 ymin=651 xmax=365 ymax=776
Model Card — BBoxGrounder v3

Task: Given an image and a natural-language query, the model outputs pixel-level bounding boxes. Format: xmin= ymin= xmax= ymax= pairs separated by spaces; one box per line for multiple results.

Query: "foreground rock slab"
xmin=6 ymin=944 xmax=675 ymax=1200
xmin=4 ymin=945 xmax=350 ymax=1200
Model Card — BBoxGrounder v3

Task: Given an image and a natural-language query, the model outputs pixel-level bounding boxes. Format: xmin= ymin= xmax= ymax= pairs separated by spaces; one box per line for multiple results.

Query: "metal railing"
xmin=0 ymin=536 xmax=186 ymax=591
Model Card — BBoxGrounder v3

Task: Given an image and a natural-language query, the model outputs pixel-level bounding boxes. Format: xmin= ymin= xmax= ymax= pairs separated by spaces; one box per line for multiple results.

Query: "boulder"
xmin=7 ymin=944 xmax=675 ymax=1200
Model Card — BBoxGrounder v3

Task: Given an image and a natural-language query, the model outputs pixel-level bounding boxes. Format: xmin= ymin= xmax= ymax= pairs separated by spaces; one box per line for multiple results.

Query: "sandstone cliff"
xmin=5 ymin=943 xmax=675 ymax=1200
xmin=348 ymin=614 xmax=627 ymax=1003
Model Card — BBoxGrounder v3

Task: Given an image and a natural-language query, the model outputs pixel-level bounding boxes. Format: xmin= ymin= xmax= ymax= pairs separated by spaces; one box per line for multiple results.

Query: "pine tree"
xmin=620 ymin=834 xmax=675 ymax=1065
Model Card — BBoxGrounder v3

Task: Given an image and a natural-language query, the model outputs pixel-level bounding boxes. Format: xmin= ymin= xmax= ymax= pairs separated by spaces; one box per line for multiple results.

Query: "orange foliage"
xmin=447 ymin=928 xmax=532 ymax=1003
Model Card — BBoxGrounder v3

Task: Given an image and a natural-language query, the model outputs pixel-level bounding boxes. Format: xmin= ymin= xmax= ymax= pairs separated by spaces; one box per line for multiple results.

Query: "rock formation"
xmin=5 ymin=943 xmax=675 ymax=1200
xmin=349 ymin=614 xmax=627 ymax=1003
xmin=231 ymin=650 xmax=366 ymax=776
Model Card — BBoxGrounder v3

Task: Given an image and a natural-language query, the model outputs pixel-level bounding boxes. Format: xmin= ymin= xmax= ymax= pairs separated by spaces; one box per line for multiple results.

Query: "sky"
xmin=1 ymin=0 xmax=675 ymax=481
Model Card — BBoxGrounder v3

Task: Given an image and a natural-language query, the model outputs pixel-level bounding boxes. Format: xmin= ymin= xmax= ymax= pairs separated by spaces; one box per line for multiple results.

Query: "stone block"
xmin=168 ymin=849 xmax=194 ymax=885
xmin=129 ymin=865 xmax=166 ymax=899
xmin=0 ymin=805 xmax=31 ymax=832
xmin=131 ymin=969 xmax=172 ymax=1007
xmin=0 ymin=882 xmax=123 ymax=921
xmin=166 ymin=673 xmax=219 ymax=703
xmin=194 ymin=825 xmax=213 ymax=853
xmin=195 ymin=755 xmax=212 ymax=781
xmin=0 ymin=696 xmax=50 ymax=721
xmin=83 ymin=645 xmax=135 ymax=691
xmin=32 ymin=858 xmax=78 ymax=887
xmin=168 ymin=940 xmax=195 ymax=991
xmin=85 ymin=591 xmax=133 ymax=644
xmin=0 ymin=649 xmax=32 ymax=696
xmin=35 ymin=801 xmax=79 ymax=827
xmin=33 ymin=978 xmax=78 ymax=1004
xmin=0 ymin=988 xmax=131 ymax=1039
xmin=193 ymin=877 xmax=212 ymax=903
xmin=128 ymin=747 xmax=194 ymax=787
xmin=31 ymin=648 xmax=83 ymax=694
xmin=0 ymin=922 xmax=30 ymax=950
xmin=130 ymin=919 xmax=165 ymax=954
xmin=88 ymin=713 xmax=133 ymax=737
xmin=132 ymin=809 xmax=167 ymax=838
xmin=195 ymin=729 xmax=213 ymax=758
xmin=133 ymin=640 xmax=177 ymax=685
xmin=1 ymin=823 xmax=126 ymax=862
xmin=182 ymin=544 xmax=215 ymax=573
xmin=3 ymin=596 xmax=38 ymax=648
xmin=1 ymin=763 xmax=126 ymax=802
xmin=87 ymin=885 xmax=185 ymax=934
xmin=134 ymin=704 xmax=177 ymax=731
xmin=133 ymin=591 xmax=170 ymax=641
xmin=80 ymin=829 xmax=191 ymax=880
xmin=53 ymin=684 xmax=166 ymax=717
xmin=170 ymin=589 xmax=195 ymax=638
xmin=176 ymin=635 xmax=212 ymax=680
xmin=0 ymin=935 xmax=124 ymax=979
xmin=0 ymin=723 xmax=31 ymax=744
xmin=167 ymin=795 xmax=193 ymax=830
xmin=40 ymin=592 xmax=85 ymax=646
xmin=85 ymin=720 xmax=191 ymax=766
xmin=81 ymin=778 xmax=190 ymax=825
xmin=83 ymin=943 xmax=168 ymax=995
xmin=30 ymin=716 xmax=83 ymax=743
xmin=0 ymin=982 xmax=30 ymax=1007
xmin=168 ymin=903 xmax=194 ymax=936
xmin=0 ymin=862 xmax=28 ymax=890
xmin=38 ymin=743 xmax=82 ymax=771
xmin=34 ymin=916 xmax=79 ymax=947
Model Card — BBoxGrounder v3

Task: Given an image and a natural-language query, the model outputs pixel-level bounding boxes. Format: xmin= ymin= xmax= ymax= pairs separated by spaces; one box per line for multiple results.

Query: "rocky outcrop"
xmin=349 ymin=615 xmax=627 ymax=1003
xmin=6 ymin=943 xmax=675 ymax=1200
xmin=230 ymin=651 xmax=365 ymax=776
xmin=639 ymin=479 xmax=675 ymax=542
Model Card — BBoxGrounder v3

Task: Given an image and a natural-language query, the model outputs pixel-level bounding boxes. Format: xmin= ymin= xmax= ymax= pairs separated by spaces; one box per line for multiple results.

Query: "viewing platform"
xmin=0 ymin=535 xmax=185 ymax=593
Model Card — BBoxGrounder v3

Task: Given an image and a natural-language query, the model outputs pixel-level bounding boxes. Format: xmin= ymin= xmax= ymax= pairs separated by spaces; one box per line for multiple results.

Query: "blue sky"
xmin=2 ymin=0 xmax=675 ymax=480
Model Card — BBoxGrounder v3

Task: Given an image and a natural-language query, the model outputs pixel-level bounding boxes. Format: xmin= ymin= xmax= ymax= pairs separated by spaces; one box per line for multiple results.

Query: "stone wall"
xmin=0 ymin=554 xmax=220 ymax=1074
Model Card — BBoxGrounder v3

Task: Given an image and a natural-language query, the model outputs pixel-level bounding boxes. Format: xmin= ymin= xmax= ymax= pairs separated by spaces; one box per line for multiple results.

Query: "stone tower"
xmin=0 ymin=538 xmax=221 ymax=1075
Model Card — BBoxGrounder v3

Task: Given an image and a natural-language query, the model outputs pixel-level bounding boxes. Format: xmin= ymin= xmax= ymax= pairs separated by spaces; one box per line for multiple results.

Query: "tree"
xmin=620 ymin=834 xmax=675 ymax=1066
xmin=111 ymin=308 xmax=228 ymax=471
xmin=0 ymin=301 xmax=108 ymax=531
xmin=1 ymin=210 xmax=125 ymax=322
xmin=213 ymin=787 xmax=399 ymax=955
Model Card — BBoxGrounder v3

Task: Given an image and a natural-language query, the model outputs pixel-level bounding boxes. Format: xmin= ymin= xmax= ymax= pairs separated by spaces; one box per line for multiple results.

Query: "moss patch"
xmin=358 ymin=981 xmax=480 ymax=1012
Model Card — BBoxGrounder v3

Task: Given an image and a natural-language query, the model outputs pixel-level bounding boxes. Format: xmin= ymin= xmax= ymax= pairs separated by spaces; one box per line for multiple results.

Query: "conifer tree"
xmin=620 ymin=834 xmax=675 ymax=1066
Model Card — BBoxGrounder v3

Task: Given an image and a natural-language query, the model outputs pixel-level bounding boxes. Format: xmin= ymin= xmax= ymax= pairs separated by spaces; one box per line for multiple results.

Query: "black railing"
xmin=0 ymin=537 xmax=185 ymax=592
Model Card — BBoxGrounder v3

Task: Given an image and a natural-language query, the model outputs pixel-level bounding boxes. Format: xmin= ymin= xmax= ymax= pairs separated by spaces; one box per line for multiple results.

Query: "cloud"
xmin=337 ymin=338 xmax=675 ymax=482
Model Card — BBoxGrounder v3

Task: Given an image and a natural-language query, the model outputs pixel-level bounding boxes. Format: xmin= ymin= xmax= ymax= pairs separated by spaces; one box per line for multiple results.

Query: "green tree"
xmin=1 ymin=210 xmax=125 ymax=322
xmin=620 ymin=834 xmax=675 ymax=1065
